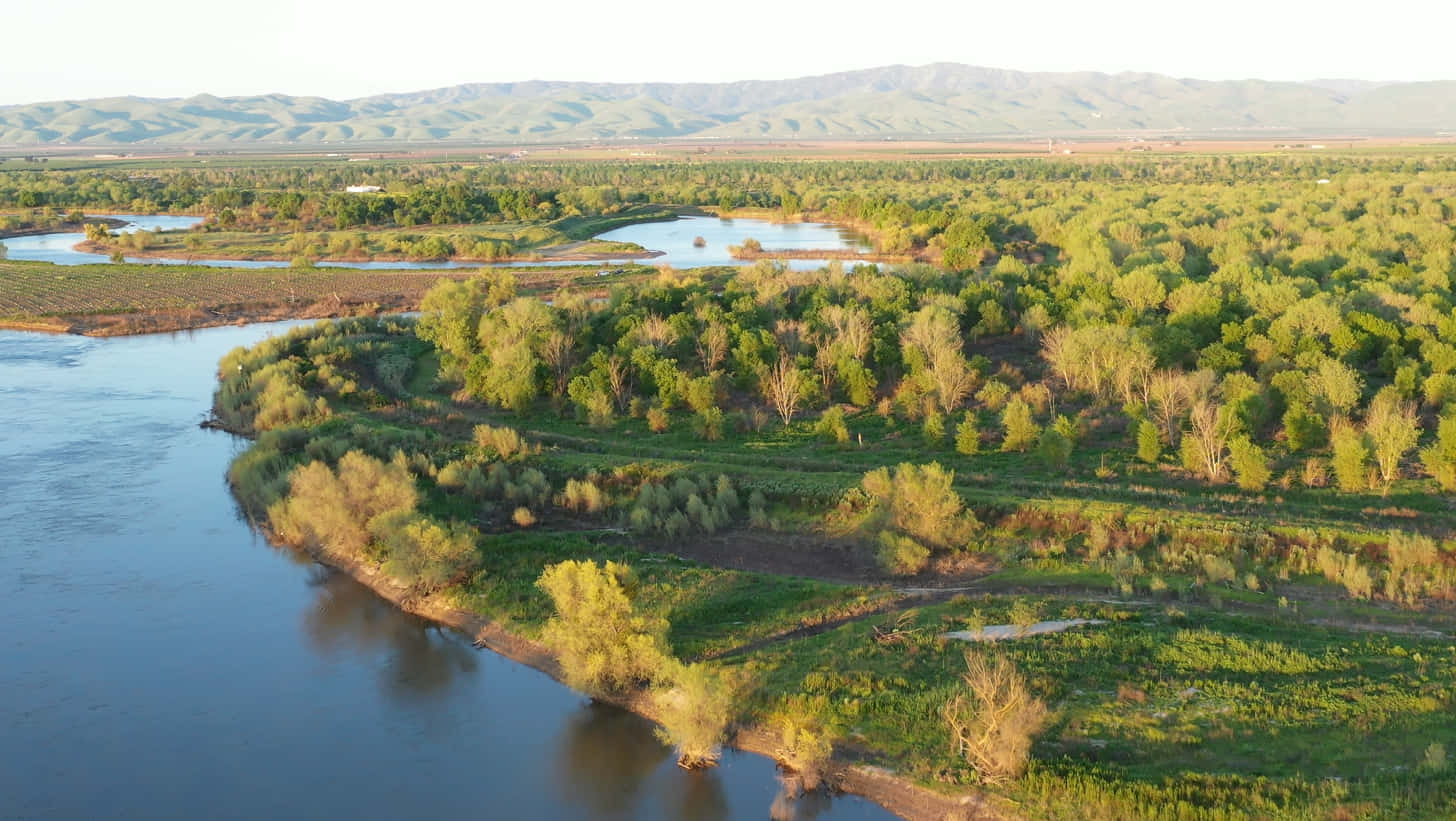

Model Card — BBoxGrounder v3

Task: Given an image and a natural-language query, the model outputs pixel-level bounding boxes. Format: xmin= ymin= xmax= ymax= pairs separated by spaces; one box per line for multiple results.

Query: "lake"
xmin=1 ymin=214 xmax=872 ymax=271
xmin=0 ymin=322 xmax=893 ymax=820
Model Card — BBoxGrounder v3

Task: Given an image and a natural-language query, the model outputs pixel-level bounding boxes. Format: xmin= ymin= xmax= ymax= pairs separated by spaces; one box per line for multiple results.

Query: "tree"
xmin=955 ymin=416 xmax=982 ymax=456
xmin=1364 ymin=393 xmax=1420 ymax=493
xmin=1420 ymin=414 xmax=1456 ymax=491
xmin=696 ymin=323 xmax=730 ymax=373
xmin=1183 ymin=399 xmax=1238 ymax=482
xmin=1000 ymin=398 xmax=1040 ymax=452
xmin=1136 ymin=419 xmax=1162 ymax=464
xmin=1228 ymin=436 xmax=1271 ymax=492
xmin=652 ymin=661 xmax=737 ymax=769
xmin=537 ymin=560 xmax=670 ymax=700
xmin=762 ymin=354 xmax=805 ymax=426
xmin=1330 ymin=425 xmax=1372 ymax=492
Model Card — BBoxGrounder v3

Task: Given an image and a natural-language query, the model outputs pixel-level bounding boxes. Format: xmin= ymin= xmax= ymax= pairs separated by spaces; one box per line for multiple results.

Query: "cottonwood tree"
xmin=1182 ymin=399 xmax=1236 ymax=482
xmin=1365 ymin=393 xmax=1420 ymax=493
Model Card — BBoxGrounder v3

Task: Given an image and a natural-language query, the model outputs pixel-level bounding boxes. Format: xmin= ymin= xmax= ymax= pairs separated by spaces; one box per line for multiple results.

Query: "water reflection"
xmin=302 ymin=567 xmax=479 ymax=701
xmin=556 ymin=701 xmax=672 ymax=814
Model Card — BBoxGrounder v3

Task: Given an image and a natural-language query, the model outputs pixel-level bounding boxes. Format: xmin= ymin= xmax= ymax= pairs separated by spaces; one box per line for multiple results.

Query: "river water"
xmin=0 ymin=323 xmax=891 ymax=820
xmin=0 ymin=214 xmax=870 ymax=271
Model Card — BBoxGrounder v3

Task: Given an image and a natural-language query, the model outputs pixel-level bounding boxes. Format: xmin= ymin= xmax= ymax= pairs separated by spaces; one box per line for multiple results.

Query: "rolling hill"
xmin=2 ymin=63 xmax=1452 ymax=145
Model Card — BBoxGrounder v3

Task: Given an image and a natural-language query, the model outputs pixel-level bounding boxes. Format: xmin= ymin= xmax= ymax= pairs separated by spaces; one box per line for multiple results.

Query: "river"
xmin=0 ymin=214 xmax=871 ymax=271
xmin=0 ymin=322 xmax=892 ymax=820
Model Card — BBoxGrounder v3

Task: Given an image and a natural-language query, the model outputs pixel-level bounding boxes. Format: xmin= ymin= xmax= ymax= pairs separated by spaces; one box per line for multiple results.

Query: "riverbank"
xmin=278 ymin=519 xmax=991 ymax=821
xmin=0 ymin=215 xmax=127 ymax=240
xmin=74 ymin=238 xmax=665 ymax=265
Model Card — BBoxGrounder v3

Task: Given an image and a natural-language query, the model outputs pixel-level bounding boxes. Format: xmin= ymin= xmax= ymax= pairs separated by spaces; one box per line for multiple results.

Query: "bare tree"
xmin=541 ymin=331 xmax=575 ymax=397
xmin=1187 ymin=399 xmax=1235 ymax=482
xmin=604 ymin=355 xmax=632 ymax=412
xmin=762 ymin=355 xmax=804 ymax=426
xmin=696 ymin=323 xmax=729 ymax=373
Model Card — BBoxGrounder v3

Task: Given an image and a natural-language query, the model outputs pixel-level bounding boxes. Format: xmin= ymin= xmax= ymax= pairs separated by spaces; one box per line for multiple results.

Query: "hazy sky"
xmin=3 ymin=0 xmax=1454 ymax=105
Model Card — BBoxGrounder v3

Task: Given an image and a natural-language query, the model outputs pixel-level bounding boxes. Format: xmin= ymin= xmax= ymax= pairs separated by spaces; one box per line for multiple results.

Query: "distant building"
xmin=345 ymin=185 xmax=383 ymax=193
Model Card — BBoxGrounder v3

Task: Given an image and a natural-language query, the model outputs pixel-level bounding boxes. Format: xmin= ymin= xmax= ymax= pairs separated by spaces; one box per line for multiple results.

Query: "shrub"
xmin=646 ymin=405 xmax=670 ymax=433
xmin=772 ymin=695 xmax=841 ymax=792
xmin=859 ymin=462 xmax=977 ymax=551
xmin=922 ymin=411 xmax=946 ymax=446
xmin=373 ymin=510 xmax=479 ymax=592
xmin=652 ymin=661 xmax=737 ymax=769
xmin=268 ymin=451 xmax=418 ymax=560
xmin=474 ymin=423 xmax=529 ymax=460
xmin=1035 ymin=428 xmax=1071 ymax=469
xmin=942 ymin=652 xmax=1049 ymax=783
xmin=512 ymin=506 xmax=537 ymax=527
xmin=694 ymin=406 xmax=725 ymax=441
xmin=815 ymin=407 xmax=850 ymax=444
xmin=876 ymin=531 xmax=930 ymax=575
xmin=537 ymin=560 xmax=671 ymax=699
xmin=559 ymin=478 xmax=608 ymax=514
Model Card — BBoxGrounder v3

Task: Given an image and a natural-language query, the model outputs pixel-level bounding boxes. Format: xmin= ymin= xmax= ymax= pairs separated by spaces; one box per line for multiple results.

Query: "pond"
xmin=0 ymin=322 xmax=893 ymax=820
xmin=1 ymin=214 xmax=873 ymax=271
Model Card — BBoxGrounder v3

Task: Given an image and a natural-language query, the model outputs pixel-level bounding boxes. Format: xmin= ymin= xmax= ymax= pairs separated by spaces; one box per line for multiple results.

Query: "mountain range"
xmin=2 ymin=64 xmax=1453 ymax=145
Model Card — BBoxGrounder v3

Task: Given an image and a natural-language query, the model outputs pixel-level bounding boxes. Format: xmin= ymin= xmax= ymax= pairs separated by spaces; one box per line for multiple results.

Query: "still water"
xmin=1 ymin=214 xmax=870 ymax=271
xmin=0 ymin=323 xmax=892 ymax=820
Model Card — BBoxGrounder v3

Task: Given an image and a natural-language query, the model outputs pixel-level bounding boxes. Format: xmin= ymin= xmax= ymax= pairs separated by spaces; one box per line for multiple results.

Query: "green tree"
xmin=537 ymin=560 xmax=670 ymax=700
xmin=955 ymin=415 xmax=982 ymax=456
xmin=1000 ymin=398 xmax=1040 ymax=452
xmin=1228 ymin=436 xmax=1271 ymax=492
xmin=1136 ymin=419 xmax=1162 ymax=464
xmin=1331 ymin=426 xmax=1372 ymax=492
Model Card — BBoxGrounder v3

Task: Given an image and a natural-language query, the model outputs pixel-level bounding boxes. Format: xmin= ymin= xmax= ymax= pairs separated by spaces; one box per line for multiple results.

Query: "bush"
xmin=646 ymin=405 xmax=670 ymax=433
xmin=876 ymin=531 xmax=930 ymax=575
xmin=815 ymin=407 xmax=850 ymax=444
xmin=942 ymin=652 xmax=1049 ymax=783
xmin=512 ymin=506 xmax=537 ymax=527
xmin=559 ymin=478 xmax=609 ymax=514
xmin=772 ymin=695 xmax=841 ymax=792
xmin=373 ymin=510 xmax=479 ymax=592
xmin=694 ymin=406 xmax=725 ymax=441
xmin=537 ymin=560 xmax=671 ymax=699
xmin=1330 ymin=426 xmax=1371 ymax=492
xmin=652 ymin=661 xmax=737 ymax=769
xmin=268 ymin=450 xmax=418 ymax=560
xmin=474 ymin=423 xmax=529 ymax=460
xmin=859 ymin=462 xmax=977 ymax=551
xmin=1035 ymin=428 xmax=1071 ymax=469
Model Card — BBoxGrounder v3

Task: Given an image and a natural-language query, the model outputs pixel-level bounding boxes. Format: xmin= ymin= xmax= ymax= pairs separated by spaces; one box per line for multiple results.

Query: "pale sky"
xmin=2 ymin=0 xmax=1454 ymax=105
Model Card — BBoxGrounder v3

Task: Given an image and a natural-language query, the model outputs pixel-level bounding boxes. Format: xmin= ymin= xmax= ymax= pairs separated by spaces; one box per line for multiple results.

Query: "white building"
xmin=345 ymin=185 xmax=383 ymax=193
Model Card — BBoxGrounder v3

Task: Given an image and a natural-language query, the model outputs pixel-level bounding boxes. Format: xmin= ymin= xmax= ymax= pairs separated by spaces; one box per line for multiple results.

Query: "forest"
xmin=8 ymin=150 xmax=1456 ymax=819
